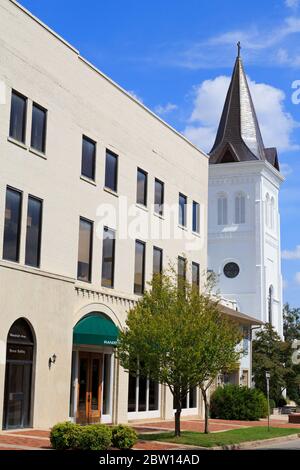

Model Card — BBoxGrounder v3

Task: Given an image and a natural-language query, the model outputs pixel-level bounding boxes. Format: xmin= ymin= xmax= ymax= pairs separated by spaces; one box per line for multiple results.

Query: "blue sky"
xmin=18 ymin=0 xmax=300 ymax=307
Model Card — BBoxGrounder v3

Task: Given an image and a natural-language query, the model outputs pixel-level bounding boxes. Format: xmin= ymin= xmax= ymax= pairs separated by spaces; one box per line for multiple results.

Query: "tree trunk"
xmin=202 ymin=389 xmax=209 ymax=434
xmin=174 ymin=392 xmax=182 ymax=437
xmin=175 ymin=408 xmax=181 ymax=437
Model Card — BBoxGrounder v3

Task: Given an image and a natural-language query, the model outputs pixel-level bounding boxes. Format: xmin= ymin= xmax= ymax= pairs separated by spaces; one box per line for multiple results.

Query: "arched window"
xmin=217 ymin=194 xmax=228 ymax=225
xmin=235 ymin=193 xmax=246 ymax=224
xmin=265 ymin=193 xmax=270 ymax=227
xmin=270 ymin=197 xmax=275 ymax=230
xmin=268 ymin=285 xmax=274 ymax=324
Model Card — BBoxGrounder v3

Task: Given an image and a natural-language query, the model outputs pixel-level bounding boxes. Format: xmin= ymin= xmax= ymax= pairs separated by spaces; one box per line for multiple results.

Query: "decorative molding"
xmin=75 ymin=285 xmax=137 ymax=310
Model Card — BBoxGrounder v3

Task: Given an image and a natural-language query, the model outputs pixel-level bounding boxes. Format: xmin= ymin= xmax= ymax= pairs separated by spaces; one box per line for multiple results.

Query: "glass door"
xmin=77 ymin=352 xmax=103 ymax=424
xmin=4 ymin=362 xmax=32 ymax=429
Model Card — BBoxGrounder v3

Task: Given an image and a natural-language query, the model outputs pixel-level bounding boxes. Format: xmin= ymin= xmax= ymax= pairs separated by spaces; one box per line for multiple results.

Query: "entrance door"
xmin=77 ymin=352 xmax=103 ymax=424
xmin=3 ymin=319 xmax=35 ymax=430
xmin=4 ymin=363 xmax=32 ymax=429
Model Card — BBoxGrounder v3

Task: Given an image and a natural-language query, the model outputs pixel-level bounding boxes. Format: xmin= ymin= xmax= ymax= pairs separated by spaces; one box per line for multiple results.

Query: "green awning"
xmin=73 ymin=313 xmax=119 ymax=347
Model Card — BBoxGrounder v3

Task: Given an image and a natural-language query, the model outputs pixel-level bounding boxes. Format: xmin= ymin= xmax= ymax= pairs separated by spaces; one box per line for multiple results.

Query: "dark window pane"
xmin=154 ymin=179 xmax=164 ymax=216
xmin=149 ymin=380 xmax=159 ymax=411
xmin=179 ymin=193 xmax=187 ymax=226
xmin=192 ymin=262 xmax=200 ymax=290
xmin=9 ymin=91 xmax=27 ymax=143
xmin=136 ymin=169 xmax=147 ymax=206
xmin=138 ymin=375 xmax=147 ymax=412
xmin=78 ymin=358 xmax=88 ymax=413
xmin=91 ymin=358 xmax=100 ymax=411
xmin=77 ymin=218 xmax=93 ymax=282
xmin=128 ymin=374 xmax=137 ymax=412
xmin=134 ymin=241 xmax=145 ymax=294
xmin=105 ymin=150 xmax=118 ymax=191
xmin=189 ymin=387 xmax=197 ymax=408
xmin=178 ymin=257 xmax=186 ymax=284
xmin=193 ymin=201 xmax=200 ymax=233
xmin=153 ymin=247 xmax=163 ymax=275
xmin=25 ymin=196 xmax=42 ymax=267
xmin=181 ymin=394 xmax=187 ymax=409
xmin=3 ymin=188 xmax=22 ymax=262
xmin=101 ymin=227 xmax=115 ymax=288
xmin=31 ymin=103 xmax=47 ymax=153
xmin=81 ymin=136 xmax=96 ymax=180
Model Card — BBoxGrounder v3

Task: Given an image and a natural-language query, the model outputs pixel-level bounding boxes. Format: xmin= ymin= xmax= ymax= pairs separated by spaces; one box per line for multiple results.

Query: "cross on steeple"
xmin=237 ymin=41 xmax=241 ymax=57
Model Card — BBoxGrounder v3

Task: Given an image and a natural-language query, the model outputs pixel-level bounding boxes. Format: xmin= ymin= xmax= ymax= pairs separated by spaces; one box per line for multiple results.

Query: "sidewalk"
xmin=1 ymin=417 xmax=299 ymax=451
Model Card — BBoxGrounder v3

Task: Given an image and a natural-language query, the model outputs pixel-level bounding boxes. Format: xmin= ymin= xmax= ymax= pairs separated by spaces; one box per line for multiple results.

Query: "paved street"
xmin=253 ymin=438 xmax=300 ymax=450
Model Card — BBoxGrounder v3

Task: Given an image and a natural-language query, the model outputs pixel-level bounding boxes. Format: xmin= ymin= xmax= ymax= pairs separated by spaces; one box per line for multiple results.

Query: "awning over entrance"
xmin=73 ymin=313 xmax=119 ymax=347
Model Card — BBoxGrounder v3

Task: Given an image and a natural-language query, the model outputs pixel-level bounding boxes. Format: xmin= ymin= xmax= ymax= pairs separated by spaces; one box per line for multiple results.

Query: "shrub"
xmin=75 ymin=424 xmax=112 ymax=451
xmin=210 ymin=385 xmax=268 ymax=421
xmin=50 ymin=422 xmax=81 ymax=450
xmin=111 ymin=425 xmax=138 ymax=449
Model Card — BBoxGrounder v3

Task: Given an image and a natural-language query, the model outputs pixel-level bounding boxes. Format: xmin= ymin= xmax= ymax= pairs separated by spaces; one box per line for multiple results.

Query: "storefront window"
xmin=102 ymin=354 xmax=112 ymax=415
xmin=127 ymin=373 xmax=159 ymax=413
xmin=173 ymin=386 xmax=197 ymax=410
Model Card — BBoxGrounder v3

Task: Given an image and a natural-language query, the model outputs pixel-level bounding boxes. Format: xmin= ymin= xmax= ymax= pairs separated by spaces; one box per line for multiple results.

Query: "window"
xmin=235 ymin=193 xmax=246 ymax=224
xmin=268 ymin=285 xmax=274 ymax=324
xmin=178 ymin=256 xmax=186 ymax=285
xmin=25 ymin=196 xmax=43 ymax=267
xmin=102 ymin=354 xmax=112 ymax=415
xmin=154 ymin=178 xmax=164 ymax=216
xmin=192 ymin=201 xmax=200 ymax=233
xmin=153 ymin=246 xmax=163 ymax=275
xmin=101 ymin=227 xmax=115 ymax=288
xmin=173 ymin=386 xmax=197 ymax=410
xmin=3 ymin=188 xmax=22 ymax=262
xmin=192 ymin=262 xmax=200 ymax=290
xmin=136 ymin=169 xmax=147 ymax=206
xmin=105 ymin=150 xmax=118 ymax=192
xmin=31 ymin=103 xmax=47 ymax=153
xmin=9 ymin=91 xmax=27 ymax=143
xmin=81 ymin=136 xmax=96 ymax=180
xmin=270 ymin=197 xmax=275 ymax=230
xmin=223 ymin=262 xmax=240 ymax=279
xmin=134 ymin=240 xmax=145 ymax=294
xmin=128 ymin=372 xmax=159 ymax=413
xmin=77 ymin=217 xmax=93 ymax=282
xmin=179 ymin=193 xmax=187 ymax=227
xmin=217 ymin=195 xmax=228 ymax=225
xmin=265 ymin=193 xmax=270 ymax=227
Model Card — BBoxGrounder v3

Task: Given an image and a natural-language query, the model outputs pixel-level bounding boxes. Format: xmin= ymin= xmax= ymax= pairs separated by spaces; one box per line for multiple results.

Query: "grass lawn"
xmin=139 ymin=427 xmax=300 ymax=448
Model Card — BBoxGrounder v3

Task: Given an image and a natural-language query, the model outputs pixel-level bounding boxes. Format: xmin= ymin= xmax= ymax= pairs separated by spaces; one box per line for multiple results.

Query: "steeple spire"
xmin=209 ymin=47 xmax=279 ymax=171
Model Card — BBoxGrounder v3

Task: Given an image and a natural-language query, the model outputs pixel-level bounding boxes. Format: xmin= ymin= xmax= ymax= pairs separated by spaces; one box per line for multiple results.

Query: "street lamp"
xmin=265 ymin=371 xmax=271 ymax=431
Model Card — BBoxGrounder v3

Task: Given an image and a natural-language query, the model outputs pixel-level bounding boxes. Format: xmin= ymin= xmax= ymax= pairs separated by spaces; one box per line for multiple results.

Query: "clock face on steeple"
xmin=223 ymin=262 xmax=240 ymax=279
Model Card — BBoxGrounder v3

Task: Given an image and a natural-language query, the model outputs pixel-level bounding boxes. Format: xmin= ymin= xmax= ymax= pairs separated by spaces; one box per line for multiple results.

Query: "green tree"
xmin=283 ymin=303 xmax=300 ymax=404
xmin=252 ymin=324 xmax=291 ymax=403
xmin=117 ymin=270 xmax=242 ymax=436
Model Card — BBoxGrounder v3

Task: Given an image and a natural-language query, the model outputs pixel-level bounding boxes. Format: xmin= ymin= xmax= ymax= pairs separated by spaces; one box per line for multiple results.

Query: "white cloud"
xmin=154 ymin=102 xmax=178 ymax=115
xmin=283 ymin=278 xmax=289 ymax=289
xmin=182 ymin=75 xmax=299 ymax=153
xmin=282 ymin=245 xmax=300 ymax=259
xmin=285 ymin=0 xmax=299 ymax=10
xmin=295 ymin=272 xmax=300 ymax=284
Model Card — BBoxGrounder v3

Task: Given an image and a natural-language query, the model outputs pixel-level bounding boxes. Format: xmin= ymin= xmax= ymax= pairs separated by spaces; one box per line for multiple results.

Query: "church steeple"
xmin=209 ymin=44 xmax=279 ymax=171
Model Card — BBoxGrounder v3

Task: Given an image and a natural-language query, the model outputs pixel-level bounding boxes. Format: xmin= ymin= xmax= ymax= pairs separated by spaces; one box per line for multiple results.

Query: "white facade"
xmin=208 ymin=157 xmax=284 ymax=335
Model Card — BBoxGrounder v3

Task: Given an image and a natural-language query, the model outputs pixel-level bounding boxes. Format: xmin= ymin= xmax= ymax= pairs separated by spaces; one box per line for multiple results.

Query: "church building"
xmin=208 ymin=46 xmax=284 ymax=336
